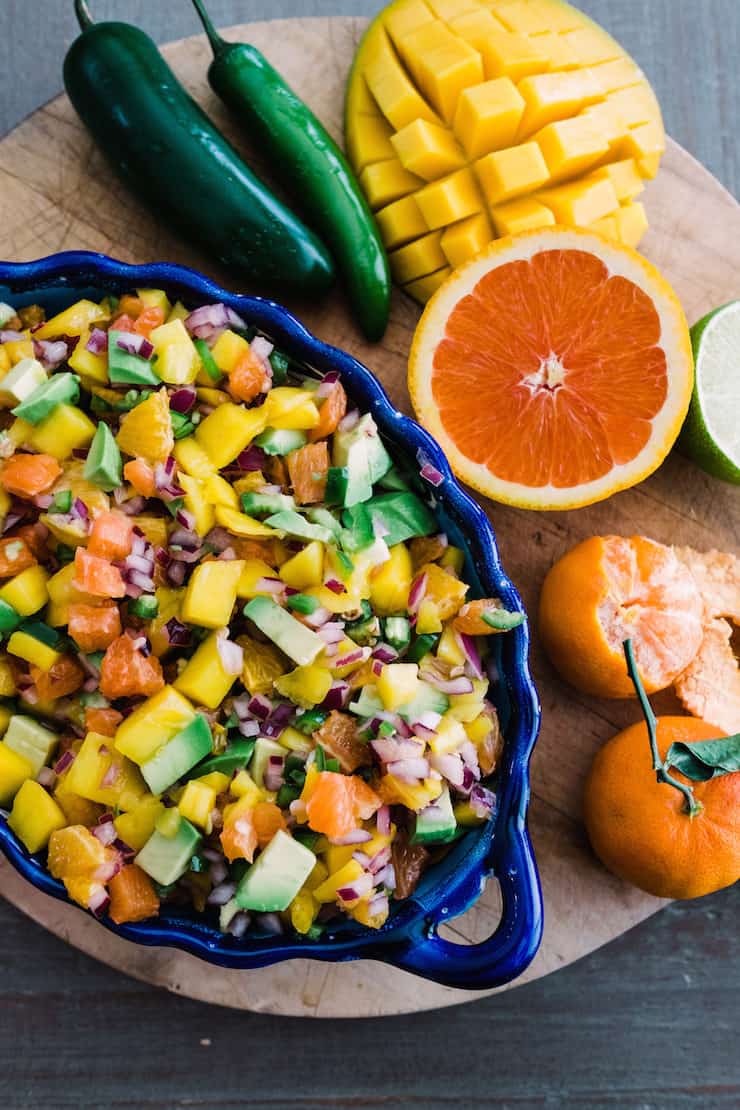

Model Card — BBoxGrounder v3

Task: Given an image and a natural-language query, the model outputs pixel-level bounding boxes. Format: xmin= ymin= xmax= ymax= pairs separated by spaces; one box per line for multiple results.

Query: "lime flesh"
xmin=680 ymin=301 xmax=740 ymax=483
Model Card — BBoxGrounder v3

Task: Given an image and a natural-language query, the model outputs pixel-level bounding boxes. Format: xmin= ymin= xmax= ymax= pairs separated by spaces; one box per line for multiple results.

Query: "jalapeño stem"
xmin=623 ymin=639 xmax=702 ymax=817
xmin=75 ymin=0 xmax=94 ymax=30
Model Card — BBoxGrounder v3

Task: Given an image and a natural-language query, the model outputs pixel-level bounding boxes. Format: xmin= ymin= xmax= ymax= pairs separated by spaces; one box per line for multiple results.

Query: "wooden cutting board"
xmin=0 ymin=16 xmax=737 ymax=1018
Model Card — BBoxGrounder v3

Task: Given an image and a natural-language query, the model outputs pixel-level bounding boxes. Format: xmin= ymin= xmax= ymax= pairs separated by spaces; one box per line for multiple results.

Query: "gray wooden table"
xmin=0 ymin=2 xmax=738 ymax=1107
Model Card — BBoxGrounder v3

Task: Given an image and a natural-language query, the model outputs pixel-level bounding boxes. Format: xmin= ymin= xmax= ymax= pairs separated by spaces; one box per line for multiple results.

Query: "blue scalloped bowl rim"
xmin=0 ymin=252 xmax=542 ymax=991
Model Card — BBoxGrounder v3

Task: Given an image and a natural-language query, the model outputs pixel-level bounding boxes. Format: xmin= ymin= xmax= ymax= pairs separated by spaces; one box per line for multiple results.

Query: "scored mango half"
xmin=346 ymin=0 xmax=664 ymax=301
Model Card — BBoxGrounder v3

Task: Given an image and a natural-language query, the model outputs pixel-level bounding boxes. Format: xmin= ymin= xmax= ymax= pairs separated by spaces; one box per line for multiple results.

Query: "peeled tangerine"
xmin=346 ymin=0 xmax=664 ymax=301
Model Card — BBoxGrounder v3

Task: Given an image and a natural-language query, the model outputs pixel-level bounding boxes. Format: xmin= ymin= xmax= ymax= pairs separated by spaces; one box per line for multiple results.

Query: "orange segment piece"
xmin=74 ymin=548 xmax=126 ymax=599
xmin=87 ymin=510 xmax=134 ymax=561
xmin=99 ymin=634 xmax=165 ymax=700
xmin=108 ymin=863 xmax=160 ymax=924
xmin=0 ymin=454 xmax=61 ymax=498
xmin=408 ymin=228 xmax=693 ymax=509
xmin=538 ymin=535 xmax=705 ymax=698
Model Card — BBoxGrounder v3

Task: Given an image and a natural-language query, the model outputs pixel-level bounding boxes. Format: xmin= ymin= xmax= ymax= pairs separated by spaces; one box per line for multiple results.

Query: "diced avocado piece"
xmin=235 ymin=828 xmax=316 ymax=912
xmin=0 ymin=599 xmax=21 ymax=636
xmin=243 ymin=596 xmax=324 ymax=666
xmin=254 ymin=427 xmax=307 ymax=455
xmin=482 ymin=608 xmax=526 ymax=631
xmin=365 ymin=492 xmax=437 ymax=547
xmin=383 ymin=616 xmax=411 ymax=653
xmin=263 ymin=510 xmax=333 ymax=545
xmin=334 ymin=436 xmax=372 ymax=507
xmin=306 ymin=507 xmax=342 ymax=542
xmin=83 ymin=420 xmax=122 ymax=491
xmin=324 ymin=466 xmax=348 ymax=505
xmin=378 ymin=465 xmax=411 ymax=492
xmin=268 ymin=350 xmax=289 ymax=385
xmin=249 ymin=736 xmax=286 ymax=790
xmin=334 ymin=413 xmax=392 ymax=487
xmin=107 ymin=330 xmax=160 ymax=385
xmin=348 ymin=685 xmax=385 ymax=719
xmin=340 ymin=503 xmax=375 ymax=551
xmin=412 ymin=786 xmax=457 ymax=844
xmin=407 ymin=633 xmax=440 ymax=663
xmin=398 ymin=681 xmax=449 ymax=723
xmin=193 ymin=338 xmax=222 ymax=382
xmin=12 ymin=372 xmax=80 ymax=424
xmin=241 ymin=490 xmax=296 ymax=517
xmin=3 ymin=715 xmax=58 ymax=775
xmin=185 ymin=738 xmax=255 ymax=781
xmin=140 ymin=713 xmax=213 ymax=795
xmin=0 ymin=358 xmax=47 ymax=406
xmin=135 ymin=818 xmax=202 ymax=886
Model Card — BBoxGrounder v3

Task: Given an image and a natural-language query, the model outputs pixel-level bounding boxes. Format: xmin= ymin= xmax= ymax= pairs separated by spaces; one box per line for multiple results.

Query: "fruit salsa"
xmin=0 ymin=290 xmax=516 ymax=938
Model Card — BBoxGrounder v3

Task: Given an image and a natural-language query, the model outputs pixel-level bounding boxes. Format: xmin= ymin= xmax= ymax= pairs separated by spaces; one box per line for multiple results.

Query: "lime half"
xmin=681 ymin=301 xmax=740 ymax=483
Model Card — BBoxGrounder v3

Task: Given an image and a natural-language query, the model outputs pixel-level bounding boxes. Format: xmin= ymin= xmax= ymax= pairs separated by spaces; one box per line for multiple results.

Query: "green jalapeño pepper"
xmin=65 ymin=1 xmax=334 ymax=298
xmin=191 ymin=0 xmax=391 ymax=342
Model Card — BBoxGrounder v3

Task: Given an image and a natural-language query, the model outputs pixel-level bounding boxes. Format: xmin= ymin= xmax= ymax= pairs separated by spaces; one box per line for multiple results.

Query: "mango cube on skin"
xmin=359 ymin=158 xmax=425 ymax=211
xmin=390 ymin=119 xmax=465 ymax=182
xmin=0 ymin=741 xmax=34 ymax=806
xmin=148 ymin=318 xmax=200 ymax=385
xmin=389 ymin=231 xmax=446 ymax=285
xmin=35 ymin=299 xmax=107 ymax=340
xmin=534 ymin=116 xmax=610 ymax=183
xmin=404 ymin=267 xmax=452 ymax=305
xmin=414 ymin=168 xmax=484 ymax=230
xmin=446 ymin=10 xmax=507 ymax=49
xmin=589 ymin=214 xmax=620 ymax=241
xmin=181 ymin=560 xmax=245 ymax=629
xmin=6 ymin=630 xmax=63 ymax=672
xmin=173 ymin=436 xmax=216 ymax=479
xmin=375 ymin=195 xmax=430 ymax=251
xmin=178 ymin=779 xmax=217 ymax=831
xmin=490 ymin=196 xmax=555 ymax=237
xmin=346 ymin=112 xmax=396 ymax=173
xmin=474 ymin=142 xmax=550 ymax=206
xmin=589 ymin=158 xmax=645 ymax=202
xmin=114 ymin=794 xmax=166 ymax=852
xmin=440 ymin=211 xmax=493 ymax=269
xmin=476 ymin=29 xmax=549 ymax=82
xmin=539 ymin=177 xmax=619 ymax=226
xmin=29 ymin=403 xmax=96 ymax=460
xmin=396 ymin=20 xmax=484 ymax=124
xmin=562 ymin=25 xmax=621 ymax=66
xmin=364 ymin=33 xmax=441 ymax=132
xmin=195 ymin=402 xmax=267 ymax=469
xmin=114 ymin=685 xmax=195 ymax=765
xmin=274 ymin=665 xmax=332 ymax=709
xmin=453 ymin=77 xmax=526 ymax=160
xmin=590 ymin=57 xmax=642 ymax=96
xmin=279 ymin=541 xmax=324 ymax=590
xmin=533 ymin=32 xmax=580 ymax=72
xmin=493 ymin=0 xmax=551 ymax=35
xmin=174 ymin=631 xmax=239 ymax=709
xmin=516 ymin=70 xmax=604 ymax=139
xmin=8 ymin=780 xmax=66 ymax=853
xmin=614 ymin=202 xmax=649 ymax=248
xmin=211 ymin=329 xmax=251 ymax=376
xmin=621 ymin=121 xmax=665 ymax=166
xmin=66 ymin=731 xmax=146 ymax=809
xmin=377 ymin=663 xmax=420 ymax=711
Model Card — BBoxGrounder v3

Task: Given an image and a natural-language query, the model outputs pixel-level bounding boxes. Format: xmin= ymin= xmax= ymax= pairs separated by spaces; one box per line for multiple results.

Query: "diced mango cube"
xmin=377 ymin=662 xmax=420 ymax=711
xmin=178 ymin=779 xmax=217 ymax=831
xmin=369 ymin=542 xmax=412 ymax=615
xmin=359 ymin=157 xmax=425 ymax=211
xmin=195 ymin=402 xmax=267 ymax=469
xmin=274 ymin=665 xmax=332 ymax=709
xmin=312 ymin=859 xmax=365 ymax=904
xmin=178 ymin=473 xmax=215 ymax=538
xmin=539 ymin=176 xmax=619 ymax=226
xmin=389 ymin=231 xmax=446 ymax=284
xmin=453 ymin=77 xmax=525 ymax=159
xmin=516 ymin=70 xmax=603 ymax=138
xmin=428 ymin=714 xmax=468 ymax=754
xmin=607 ymin=86 xmax=661 ymax=130
xmin=375 ymin=194 xmax=429 ymax=251
xmin=29 ymin=404 xmax=96 ymax=460
xmin=289 ymin=887 xmax=320 ymax=934
xmin=236 ymin=557 xmax=279 ymax=600
xmin=414 ymin=167 xmax=484 ymax=230
xmin=532 ymin=32 xmax=580 ymax=72
xmin=279 ymin=541 xmax=324 ymax=590
xmin=114 ymin=794 xmax=165 ymax=851
xmin=474 ymin=141 xmax=550 ymax=205
xmin=589 ymin=214 xmax=620 ymax=240
xmin=378 ymin=773 xmax=443 ymax=811
xmin=447 ymin=10 xmax=508 ymax=52
xmin=68 ymin=331 xmax=108 ymax=384
xmin=385 ymin=0 xmax=436 ymax=39
xmin=137 ymin=288 xmax=172 ymax=315
xmin=264 ymin=388 xmax=320 ymax=431
xmin=173 ymin=435 xmax=216 ymax=479
xmin=174 ymin=630 xmax=239 ymax=709
xmin=390 ymin=118 xmax=465 ymax=181
xmin=277 ymin=726 xmax=313 ymax=754
xmin=621 ymin=120 xmax=666 ymax=165
xmin=0 ymin=564 xmax=49 ymax=616
xmin=404 ymin=267 xmax=452 ymax=305
xmin=440 ymin=211 xmax=493 ymax=269
xmin=35 ymin=300 xmax=107 ymax=340
xmin=8 ymin=780 xmax=66 ymax=853
xmin=67 ymin=731 xmax=146 ymax=809
xmin=229 ymin=769 xmax=263 ymax=805
xmin=0 ymin=657 xmax=16 ymax=697
xmin=0 ymin=741 xmax=33 ymax=806
xmin=181 ymin=559 xmax=245 ymax=629
xmin=7 ymin=630 xmax=62 ymax=671
xmin=114 ymin=685 xmax=195 ymax=764
xmin=210 ymin=329 xmax=250 ymax=375
xmin=149 ymin=318 xmax=200 ymax=385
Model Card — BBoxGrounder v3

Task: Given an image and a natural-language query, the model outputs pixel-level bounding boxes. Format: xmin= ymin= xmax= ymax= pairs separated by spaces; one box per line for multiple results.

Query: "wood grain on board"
xmin=0 ymin=17 xmax=736 ymax=1018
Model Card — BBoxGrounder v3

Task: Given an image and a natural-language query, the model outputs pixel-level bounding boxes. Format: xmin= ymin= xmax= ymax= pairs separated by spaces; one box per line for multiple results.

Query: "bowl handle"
xmin=389 ymin=817 xmax=543 ymax=991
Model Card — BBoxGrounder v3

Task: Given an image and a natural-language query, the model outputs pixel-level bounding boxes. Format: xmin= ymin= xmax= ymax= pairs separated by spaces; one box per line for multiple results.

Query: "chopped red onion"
xmin=237 ymin=718 xmax=260 ymax=738
xmin=207 ymin=881 xmax=237 ymax=907
xmin=420 ymin=462 xmax=444 ymax=487
xmin=317 ymin=622 xmax=345 ymax=645
xmin=376 ymin=805 xmax=391 ymax=835
xmin=318 ymin=680 xmax=349 ymax=711
xmin=33 ymin=338 xmax=69 ymax=369
xmin=315 ymin=372 xmax=340 ymax=399
xmin=0 ymin=330 xmax=25 ymax=343
xmin=125 ymin=552 xmax=155 ymax=575
xmin=417 ymin=710 xmax=442 ymax=730
xmin=372 ymin=659 xmax=383 ymax=677
xmin=269 ymin=702 xmax=294 ymax=726
xmin=54 ymin=749 xmax=75 ymax=775
xmin=424 ymin=674 xmax=474 ymax=695
xmin=169 ymin=386 xmax=197 ymax=413
xmin=367 ymin=846 xmax=392 ymax=875
xmin=374 ymin=864 xmax=396 ymax=891
xmin=86 ymin=327 xmax=108 ymax=355
xmin=329 ymin=828 xmax=372 ymax=846
xmin=250 ymin=335 xmax=274 ymax=371
xmin=33 ymin=493 xmax=53 ymax=510
xmin=407 ymin=573 xmax=428 ymax=616
xmin=167 ymin=560 xmax=187 ymax=586
xmin=118 ymin=495 xmax=147 ymax=516
xmin=371 ymin=736 xmax=425 ymax=764
xmin=337 ymin=872 xmax=374 ymax=902
xmin=429 ymin=752 xmax=465 ymax=787
xmin=255 ymin=912 xmax=283 ymax=935
xmin=99 ymin=763 xmax=118 ymax=789
xmin=372 ymin=643 xmax=398 ymax=664
xmin=387 ymin=757 xmax=430 ymax=781
xmin=35 ymin=766 xmax=56 ymax=790
xmin=175 ymin=507 xmax=196 ymax=531
xmin=164 ymin=616 xmax=191 ymax=645
xmin=204 ymin=526 xmax=234 ymax=553
xmin=216 ymin=630 xmax=244 ymax=676
xmin=457 ymin=633 xmax=483 ymax=680
xmin=337 ymin=409 xmax=359 ymax=433
xmin=368 ymin=891 xmax=390 ymax=917
xmin=87 ymin=886 xmax=111 ymax=918
xmin=263 ymin=755 xmax=284 ymax=791
xmin=236 ymin=445 xmax=268 ymax=471
xmin=323 ymin=577 xmax=345 ymax=595
xmin=116 ymin=333 xmax=154 ymax=360
xmin=333 ymin=647 xmax=368 ymax=670
xmin=227 ymin=911 xmax=251 ymax=938
xmin=411 ymin=722 xmax=438 ymax=744
xmin=254 ymin=576 xmax=285 ymax=597
xmin=470 ymin=784 xmax=496 ymax=818
xmin=248 ymin=694 xmax=273 ymax=720
xmin=92 ymin=819 xmax=117 ymax=846
xmin=261 ymin=719 xmax=286 ymax=740
xmin=169 ymin=527 xmax=200 ymax=551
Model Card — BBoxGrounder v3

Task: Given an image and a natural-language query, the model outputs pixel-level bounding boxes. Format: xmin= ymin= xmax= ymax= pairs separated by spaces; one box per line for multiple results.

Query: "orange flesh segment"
xmin=430 ymin=248 xmax=668 ymax=488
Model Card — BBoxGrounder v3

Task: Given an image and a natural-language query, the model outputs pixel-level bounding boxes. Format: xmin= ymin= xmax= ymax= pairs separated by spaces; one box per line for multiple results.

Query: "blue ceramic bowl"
xmin=0 ymin=252 xmax=542 ymax=991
